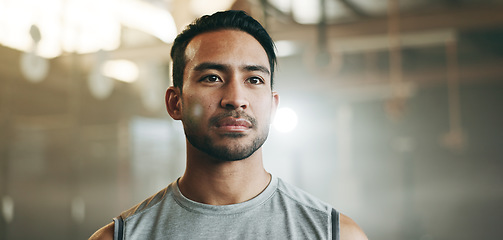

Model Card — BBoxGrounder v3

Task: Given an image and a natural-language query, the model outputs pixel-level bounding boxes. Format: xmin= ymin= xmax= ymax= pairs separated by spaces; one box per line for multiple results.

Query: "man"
xmin=90 ymin=10 xmax=367 ymax=240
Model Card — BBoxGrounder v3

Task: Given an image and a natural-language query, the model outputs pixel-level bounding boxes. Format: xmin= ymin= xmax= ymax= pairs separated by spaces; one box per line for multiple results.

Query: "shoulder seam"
xmin=122 ymin=187 xmax=169 ymax=222
xmin=276 ymin=187 xmax=330 ymax=216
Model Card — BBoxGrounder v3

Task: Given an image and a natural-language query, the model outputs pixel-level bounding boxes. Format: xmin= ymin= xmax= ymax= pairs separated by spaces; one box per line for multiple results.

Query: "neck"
xmin=178 ymin=142 xmax=271 ymax=205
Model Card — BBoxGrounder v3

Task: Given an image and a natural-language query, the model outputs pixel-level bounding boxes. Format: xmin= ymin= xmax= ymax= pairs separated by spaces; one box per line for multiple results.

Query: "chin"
xmin=205 ymin=144 xmax=257 ymax=162
xmin=186 ymin=129 xmax=268 ymax=162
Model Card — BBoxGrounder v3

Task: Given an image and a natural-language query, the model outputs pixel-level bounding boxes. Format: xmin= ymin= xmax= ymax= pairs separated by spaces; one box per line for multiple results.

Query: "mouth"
xmin=209 ymin=110 xmax=256 ymax=134
xmin=215 ymin=117 xmax=252 ymax=132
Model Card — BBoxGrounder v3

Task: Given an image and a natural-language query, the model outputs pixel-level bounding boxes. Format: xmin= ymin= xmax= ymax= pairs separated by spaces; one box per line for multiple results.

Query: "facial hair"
xmin=183 ymin=110 xmax=270 ymax=162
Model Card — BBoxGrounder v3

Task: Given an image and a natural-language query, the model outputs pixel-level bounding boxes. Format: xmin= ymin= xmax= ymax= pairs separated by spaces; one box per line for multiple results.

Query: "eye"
xmin=201 ymin=75 xmax=222 ymax=83
xmin=246 ymin=76 xmax=264 ymax=85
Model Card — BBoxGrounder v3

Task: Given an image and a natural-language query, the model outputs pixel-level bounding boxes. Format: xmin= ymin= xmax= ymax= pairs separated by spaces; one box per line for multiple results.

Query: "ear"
xmin=270 ymin=91 xmax=280 ymax=122
xmin=166 ymin=86 xmax=182 ymax=120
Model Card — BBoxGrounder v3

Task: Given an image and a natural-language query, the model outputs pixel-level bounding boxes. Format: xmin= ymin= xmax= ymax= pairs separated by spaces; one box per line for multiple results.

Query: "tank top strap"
xmin=113 ymin=216 xmax=124 ymax=240
xmin=331 ymin=208 xmax=340 ymax=240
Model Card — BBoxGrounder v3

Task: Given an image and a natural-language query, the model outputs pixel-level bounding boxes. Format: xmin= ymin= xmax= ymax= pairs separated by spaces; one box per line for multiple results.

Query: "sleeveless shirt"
xmin=114 ymin=175 xmax=340 ymax=240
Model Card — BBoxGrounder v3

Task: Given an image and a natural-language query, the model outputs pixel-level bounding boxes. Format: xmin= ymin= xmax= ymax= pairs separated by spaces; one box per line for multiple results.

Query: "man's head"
xmin=166 ymin=11 xmax=279 ymax=162
xmin=170 ymin=10 xmax=277 ymax=91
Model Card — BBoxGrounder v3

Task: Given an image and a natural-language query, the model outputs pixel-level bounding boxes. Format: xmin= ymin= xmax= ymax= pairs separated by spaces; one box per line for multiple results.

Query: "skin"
xmin=89 ymin=29 xmax=367 ymax=240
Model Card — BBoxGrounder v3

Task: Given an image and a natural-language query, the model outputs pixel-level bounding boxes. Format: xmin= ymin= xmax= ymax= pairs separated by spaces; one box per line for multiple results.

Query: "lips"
xmin=209 ymin=111 xmax=256 ymax=134
xmin=215 ymin=117 xmax=252 ymax=128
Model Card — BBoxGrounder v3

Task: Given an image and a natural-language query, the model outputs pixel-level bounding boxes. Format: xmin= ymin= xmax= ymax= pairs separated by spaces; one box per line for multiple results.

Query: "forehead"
xmin=184 ymin=29 xmax=269 ymax=70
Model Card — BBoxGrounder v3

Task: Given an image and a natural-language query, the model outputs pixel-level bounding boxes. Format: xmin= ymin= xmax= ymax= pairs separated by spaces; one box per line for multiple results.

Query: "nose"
xmin=220 ymin=80 xmax=248 ymax=110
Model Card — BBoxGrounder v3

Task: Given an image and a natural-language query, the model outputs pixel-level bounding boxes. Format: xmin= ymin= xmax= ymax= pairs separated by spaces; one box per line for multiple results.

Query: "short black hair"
xmin=170 ymin=10 xmax=276 ymax=90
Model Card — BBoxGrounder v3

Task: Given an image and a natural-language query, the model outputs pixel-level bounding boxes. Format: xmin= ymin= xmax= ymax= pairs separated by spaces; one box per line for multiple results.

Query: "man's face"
xmin=178 ymin=29 xmax=279 ymax=161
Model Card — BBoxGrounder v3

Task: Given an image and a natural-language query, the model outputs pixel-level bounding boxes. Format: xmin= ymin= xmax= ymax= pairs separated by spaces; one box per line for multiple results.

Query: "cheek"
xmin=182 ymin=96 xmax=203 ymax=123
xmin=185 ymin=103 xmax=204 ymax=123
xmin=182 ymin=96 xmax=214 ymax=125
xmin=191 ymin=103 xmax=203 ymax=118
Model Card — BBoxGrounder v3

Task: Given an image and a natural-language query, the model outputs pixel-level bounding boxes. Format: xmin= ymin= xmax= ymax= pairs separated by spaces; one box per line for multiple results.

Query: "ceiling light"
xmin=291 ymin=0 xmax=320 ymax=24
xmin=117 ymin=0 xmax=177 ymax=43
xmin=190 ymin=0 xmax=235 ymax=16
xmin=0 ymin=0 xmax=176 ymax=58
xmin=102 ymin=59 xmax=139 ymax=83
xmin=275 ymin=40 xmax=299 ymax=57
xmin=268 ymin=0 xmax=291 ymax=13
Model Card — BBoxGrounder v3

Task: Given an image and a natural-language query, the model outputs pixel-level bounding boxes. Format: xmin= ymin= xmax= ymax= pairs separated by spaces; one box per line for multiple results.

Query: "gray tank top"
xmin=114 ymin=176 xmax=340 ymax=240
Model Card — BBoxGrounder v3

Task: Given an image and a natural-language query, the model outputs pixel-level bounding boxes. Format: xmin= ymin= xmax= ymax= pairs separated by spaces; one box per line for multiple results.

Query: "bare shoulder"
xmin=339 ymin=213 xmax=368 ymax=240
xmin=89 ymin=222 xmax=114 ymax=240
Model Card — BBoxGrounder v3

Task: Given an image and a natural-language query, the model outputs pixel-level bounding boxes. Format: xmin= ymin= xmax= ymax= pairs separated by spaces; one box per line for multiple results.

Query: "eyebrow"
xmin=194 ymin=62 xmax=270 ymax=76
xmin=243 ymin=65 xmax=270 ymax=76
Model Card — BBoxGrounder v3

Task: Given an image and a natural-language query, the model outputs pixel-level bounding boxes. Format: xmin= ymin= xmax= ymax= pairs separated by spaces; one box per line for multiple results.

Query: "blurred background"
xmin=1 ymin=0 xmax=503 ymax=239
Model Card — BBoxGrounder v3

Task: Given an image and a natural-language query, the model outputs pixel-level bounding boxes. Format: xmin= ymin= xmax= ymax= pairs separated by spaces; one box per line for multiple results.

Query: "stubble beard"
xmin=189 ymin=131 xmax=268 ymax=162
xmin=184 ymin=111 xmax=270 ymax=162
